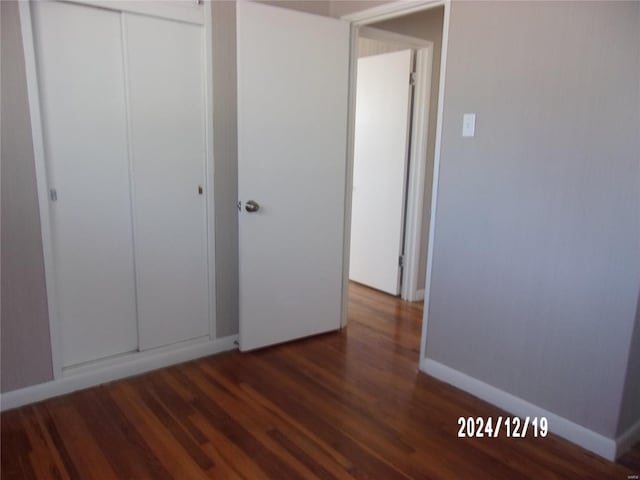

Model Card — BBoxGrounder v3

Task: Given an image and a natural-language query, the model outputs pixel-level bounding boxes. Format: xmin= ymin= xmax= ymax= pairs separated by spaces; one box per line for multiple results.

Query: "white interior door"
xmin=32 ymin=1 xmax=138 ymax=366
xmin=125 ymin=14 xmax=209 ymax=350
xmin=237 ymin=2 xmax=350 ymax=351
xmin=349 ymin=50 xmax=413 ymax=295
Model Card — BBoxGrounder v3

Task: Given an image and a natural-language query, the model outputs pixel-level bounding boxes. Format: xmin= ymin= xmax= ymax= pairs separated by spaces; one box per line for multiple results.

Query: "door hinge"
xmin=399 ymin=255 xmax=404 ymax=268
xmin=50 ymin=188 xmax=58 ymax=202
xmin=409 ymin=72 xmax=416 ymax=86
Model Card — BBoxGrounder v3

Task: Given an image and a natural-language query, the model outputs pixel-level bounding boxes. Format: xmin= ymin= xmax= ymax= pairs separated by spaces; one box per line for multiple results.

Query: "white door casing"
xmin=236 ymin=1 xmax=350 ymax=351
xmin=349 ymin=50 xmax=414 ymax=295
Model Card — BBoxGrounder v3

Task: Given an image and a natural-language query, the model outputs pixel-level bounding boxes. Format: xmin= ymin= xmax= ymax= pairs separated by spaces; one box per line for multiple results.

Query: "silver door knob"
xmin=245 ymin=200 xmax=260 ymax=213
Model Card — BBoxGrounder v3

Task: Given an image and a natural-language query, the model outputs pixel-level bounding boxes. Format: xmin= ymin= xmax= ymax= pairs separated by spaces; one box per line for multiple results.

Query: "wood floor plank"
xmin=148 ymin=371 xmax=209 ymax=445
xmin=2 ymin=282 xmax=638 ymax=479
xmin=134 ymin=378 xmax=213 ymax=470
xmin=193 ymin=361 xmax=357 ymax=480
xmin=32 ymin=405 xmax=81 ymax=480
xmin=20 ymin=409 xmax=66 ymax=480
xmin=235 ymin=381 xmax=355 ymax=472
xmin=1 ymin=410 xmax=37 ymax=480
xmin=71 ymin=388 xmax=173 ymax=480
xmin=261 ymin=347 xmax=524 ymax=479
xmin=38 ymin=400 xmax=118 ymax=480
xmin=181 ymin=369 xmax=311 ymax=480
xmin=108 ymin=381 xmax=213 ymax=480
xmin=188 ymin=411 xmax=272 ymax=480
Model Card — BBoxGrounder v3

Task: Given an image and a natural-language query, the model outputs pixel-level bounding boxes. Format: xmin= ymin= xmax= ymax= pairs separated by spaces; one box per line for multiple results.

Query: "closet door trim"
xmin=63 ymin=0 xmax=205 ymax=26
xmin=18 ymin=0 xmax=217 ymax=378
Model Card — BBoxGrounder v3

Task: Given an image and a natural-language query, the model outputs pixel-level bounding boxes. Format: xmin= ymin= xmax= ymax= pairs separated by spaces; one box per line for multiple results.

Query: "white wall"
xmin=358 ymin=36 xmax=406 ymax=57
xmin=425 ymin=0 xmax=640 ymax=439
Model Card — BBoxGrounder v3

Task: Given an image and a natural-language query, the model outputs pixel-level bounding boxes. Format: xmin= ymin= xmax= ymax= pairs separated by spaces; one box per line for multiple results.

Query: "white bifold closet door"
xmin=32 ymin=1 xmax=209 ymax=366
xmin=32 ymin=1 xmax=138 ymax=367
xmin=124 ymin=14 xmax=209 ymax=351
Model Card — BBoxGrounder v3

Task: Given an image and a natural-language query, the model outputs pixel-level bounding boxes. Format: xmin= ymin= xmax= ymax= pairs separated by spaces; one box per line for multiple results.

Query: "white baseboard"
xmin=420 ymin=358 xmax=618 ymax=461
xmin=617 ymin=417 xmax=640 ymax=459
xmin=415 ymin=289 xmax=425 ymax=301
xmin=0 ymin=335 xmax=238 ymax=411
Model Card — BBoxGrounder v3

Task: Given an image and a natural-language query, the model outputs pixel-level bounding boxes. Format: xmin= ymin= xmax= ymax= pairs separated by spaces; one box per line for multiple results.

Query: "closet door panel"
xmin=124 ymin=14 xmax=209 ymax=350
xmin=32 ymin=1 xmax=138 ymax=366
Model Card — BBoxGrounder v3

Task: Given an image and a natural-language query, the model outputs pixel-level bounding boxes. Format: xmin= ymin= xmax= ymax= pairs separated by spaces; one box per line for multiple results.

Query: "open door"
xmin=237 ymin=2 xmax=350 ymax=351
xmin=349 ymin=50 xmax=414 ymax=295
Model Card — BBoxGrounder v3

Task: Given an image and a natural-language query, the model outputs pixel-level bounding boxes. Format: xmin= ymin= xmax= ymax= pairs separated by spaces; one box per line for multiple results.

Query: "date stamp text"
xmin=457 ymin=416 xmax=548 ymax=438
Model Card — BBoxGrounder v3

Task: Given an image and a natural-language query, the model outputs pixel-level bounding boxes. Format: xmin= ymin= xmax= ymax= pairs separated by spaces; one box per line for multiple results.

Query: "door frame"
xmin=356 ymin=26 xmax=434 ymax=302
xmin=18 ymin=0 xmax=217 ymax=378
xmin=340 ymin=0 xmax=451 ymax=367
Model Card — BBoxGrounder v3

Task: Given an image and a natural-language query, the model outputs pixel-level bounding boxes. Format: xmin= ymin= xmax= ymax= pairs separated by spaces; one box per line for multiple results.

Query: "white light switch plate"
xmin=462 ymin=113 xmax=476 ymax=137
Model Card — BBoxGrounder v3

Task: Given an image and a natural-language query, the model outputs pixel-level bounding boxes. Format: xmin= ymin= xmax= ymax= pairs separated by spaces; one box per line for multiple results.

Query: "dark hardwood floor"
xmin=2 ymin=282 xmax=638 ymax=479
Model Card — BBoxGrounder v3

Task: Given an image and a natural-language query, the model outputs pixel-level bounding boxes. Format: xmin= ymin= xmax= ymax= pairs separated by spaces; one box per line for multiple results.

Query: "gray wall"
xmin=212 ymin=0 xmax=240 ymax=337
xmin=425 ymin=1 xmax=640 ymax=438
xmin=358 ymin=35 xmax=407 ymax=57
xmin=1 ymin=0 xmax=54 ymax=392
xmin=261 ymin=0 xmax=330 ymax=16
xmin=617 ymin=293 xmax=640 ymax=435
xmin=329 ymin=0 xmax=395 ymax=18
xmin=371 ymin=8 xmax=444 ymax=292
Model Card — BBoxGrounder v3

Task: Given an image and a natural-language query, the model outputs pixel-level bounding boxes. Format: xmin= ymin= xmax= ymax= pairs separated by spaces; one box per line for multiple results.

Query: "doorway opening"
xmin=345 ymin=5 xmax=446 ymax=327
